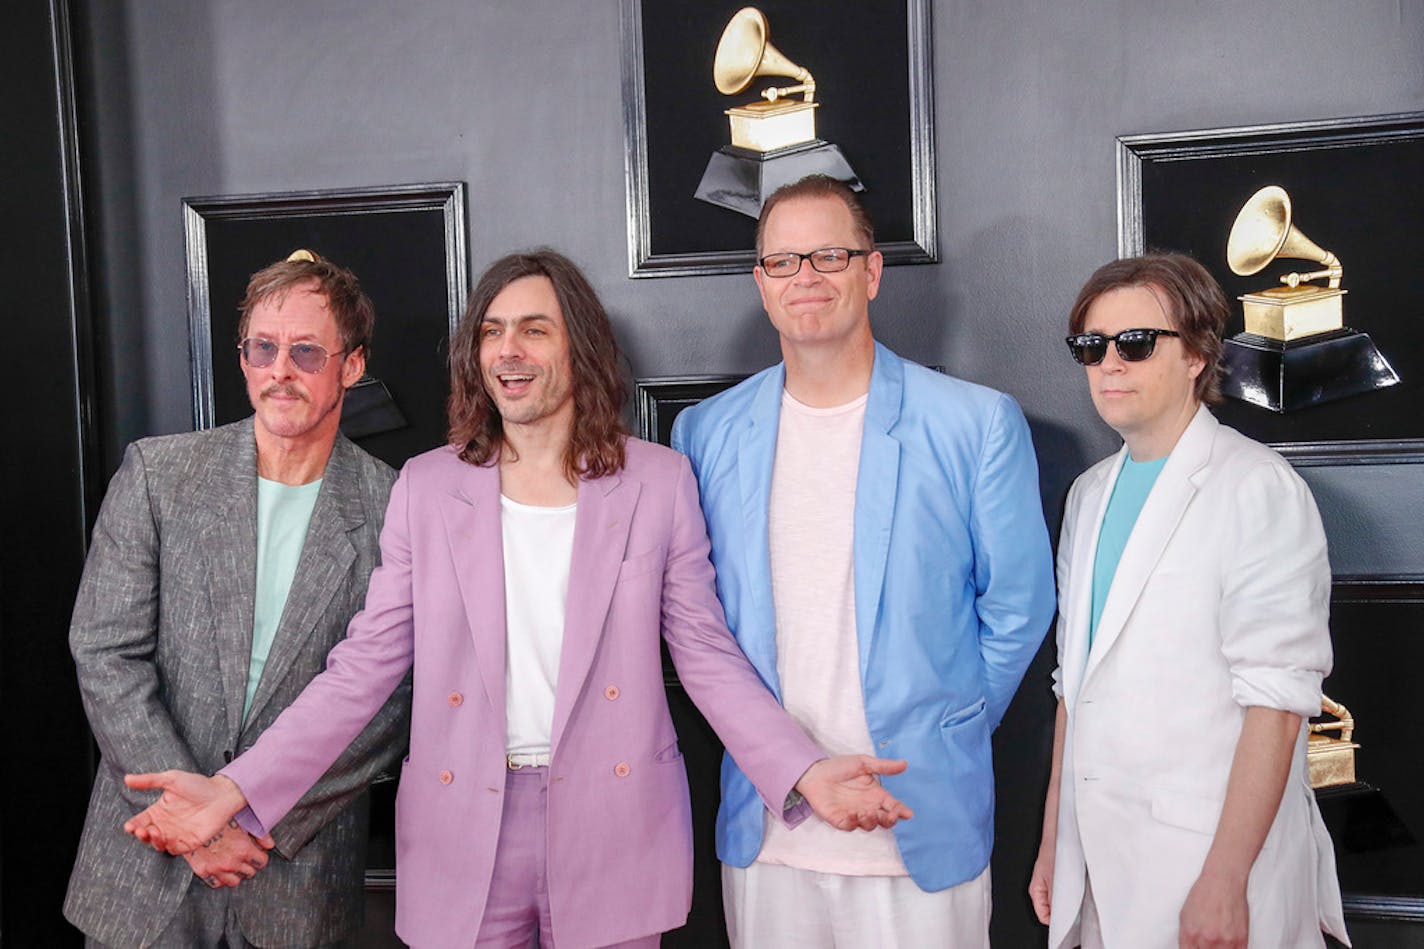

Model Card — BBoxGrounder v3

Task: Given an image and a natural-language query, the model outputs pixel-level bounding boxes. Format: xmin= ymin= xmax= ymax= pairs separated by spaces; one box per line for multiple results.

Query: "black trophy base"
xmin=340 ymin=376 xmax=408 ymax=439
xmin=1221 ymin=328 xmax=1400 ymax=413
xmin=693 ymin=140 xmax=862 ymax=219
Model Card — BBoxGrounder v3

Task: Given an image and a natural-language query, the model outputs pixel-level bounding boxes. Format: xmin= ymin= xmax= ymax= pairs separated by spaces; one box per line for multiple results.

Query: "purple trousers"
xmin=476 ymin=766 xmax=662 ymax=948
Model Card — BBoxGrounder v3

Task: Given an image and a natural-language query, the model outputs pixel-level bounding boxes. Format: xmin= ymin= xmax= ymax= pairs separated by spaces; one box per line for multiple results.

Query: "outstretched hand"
xmin=123 ymin=771 xmax=249 ymax=856
xmin=795 ymin=755 xmax=913 ymax=831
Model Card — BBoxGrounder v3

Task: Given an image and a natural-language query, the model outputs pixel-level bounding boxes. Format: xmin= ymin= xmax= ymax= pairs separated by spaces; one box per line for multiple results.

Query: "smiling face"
xmin=241 ymin=281 xmax=363 ymax=446
xmin=478 ymin=275 xmax=575 ymax=436
xmin=754 ymin=194 xmax=883 ymax=353
xmin=1082 ymin=284 xmax=1204 ymax=458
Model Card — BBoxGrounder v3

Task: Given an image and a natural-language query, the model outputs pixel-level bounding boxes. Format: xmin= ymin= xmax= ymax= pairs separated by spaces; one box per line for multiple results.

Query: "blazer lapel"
xmin=197 ymin=423 xmax=260 ymax=740
xmin=853 ymin=344 xmax=902 ymax=673
xmin=244 ymin=435 xmax=361 ymax=726
xmin=1062 ymin=453 xmax=1122 ymax=707
xmin=550 ymin=470 xmax=638 ymax=753
xmin=732 ymin=367 xmax=786 ymax=691
xmin=440 ymin=462 xmax=508 ymax=725
xmin=1082 ymin=407 xmax=1217 ymax=687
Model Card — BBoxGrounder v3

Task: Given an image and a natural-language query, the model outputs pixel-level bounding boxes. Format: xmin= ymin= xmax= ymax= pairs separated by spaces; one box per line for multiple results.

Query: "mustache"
xmin=489 ymin=362 xmax=539 ymax=376
xmin=261 ymin=384 xmax=307 ymax=401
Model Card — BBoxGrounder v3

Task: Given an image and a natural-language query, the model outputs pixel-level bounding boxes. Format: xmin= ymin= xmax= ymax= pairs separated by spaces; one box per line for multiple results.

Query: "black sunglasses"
xmin=1065 ymin=328 xmax=1181 ymax=366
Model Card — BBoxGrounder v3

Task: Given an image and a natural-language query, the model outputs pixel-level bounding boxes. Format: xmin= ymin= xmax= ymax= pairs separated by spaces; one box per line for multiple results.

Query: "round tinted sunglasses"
xmin=1065 ymin=328 xmax=1181 ymax=366
xmin=239 ymin=337 xmax=346 ymax=374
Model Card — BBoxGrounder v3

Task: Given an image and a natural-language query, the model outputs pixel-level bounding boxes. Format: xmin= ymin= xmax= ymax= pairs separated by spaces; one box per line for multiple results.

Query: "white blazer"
xmin=1048 ymin=406 xmax=1349 ymax=949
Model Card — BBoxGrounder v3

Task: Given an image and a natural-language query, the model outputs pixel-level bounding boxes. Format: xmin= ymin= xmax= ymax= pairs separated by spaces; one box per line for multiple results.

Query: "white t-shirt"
xmin=757 ymin=390 xmax=909 ymax=876
xmin=500 ymin=495 xmax=577 ymax=757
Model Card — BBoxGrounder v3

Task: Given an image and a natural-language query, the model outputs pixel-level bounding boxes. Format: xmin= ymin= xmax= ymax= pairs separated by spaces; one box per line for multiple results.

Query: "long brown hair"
xmin=447 ymin=249 xmax=627 ymax=478
xmin=1068 ymin=253 xmax=1229 ymax=405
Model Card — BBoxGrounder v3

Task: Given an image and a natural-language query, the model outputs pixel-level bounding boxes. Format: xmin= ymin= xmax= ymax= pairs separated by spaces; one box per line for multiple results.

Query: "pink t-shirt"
xmin=756 ymin=390 xmax=909 ymax=876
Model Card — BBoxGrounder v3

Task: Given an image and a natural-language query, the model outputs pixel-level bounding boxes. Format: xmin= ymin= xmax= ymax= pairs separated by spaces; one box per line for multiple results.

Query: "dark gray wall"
xmin=72 ymin=0 xmax=1424 ymax=944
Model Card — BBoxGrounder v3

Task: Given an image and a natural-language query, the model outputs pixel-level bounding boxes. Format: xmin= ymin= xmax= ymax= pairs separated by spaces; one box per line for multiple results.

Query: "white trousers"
xmin=722 ymin=861 xmax=991 ymax=949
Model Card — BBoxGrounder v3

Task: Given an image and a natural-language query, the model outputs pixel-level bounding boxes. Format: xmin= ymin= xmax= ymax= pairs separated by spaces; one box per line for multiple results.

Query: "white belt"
xmin=506 ymin=752 xmax=551 ymax=770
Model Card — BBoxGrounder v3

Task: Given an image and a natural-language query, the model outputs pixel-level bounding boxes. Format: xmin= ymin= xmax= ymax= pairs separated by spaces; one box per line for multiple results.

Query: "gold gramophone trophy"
xmin=1221 ymin=185 xmax=1399 ymax=412
xmin=1308 ymin=694 xmax=1361 ymax=789
xmin=693 ymin=7 xmax=862 ymax=218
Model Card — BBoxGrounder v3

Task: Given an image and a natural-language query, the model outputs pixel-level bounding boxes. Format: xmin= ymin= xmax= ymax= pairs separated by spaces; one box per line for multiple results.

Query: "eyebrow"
xmin=481 ymin=313 xmax=555 ymax=327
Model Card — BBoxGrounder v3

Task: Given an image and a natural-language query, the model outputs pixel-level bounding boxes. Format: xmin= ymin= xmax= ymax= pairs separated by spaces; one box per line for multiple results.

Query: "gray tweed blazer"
xmin=64 ymin=419 xmax=410 ymax=947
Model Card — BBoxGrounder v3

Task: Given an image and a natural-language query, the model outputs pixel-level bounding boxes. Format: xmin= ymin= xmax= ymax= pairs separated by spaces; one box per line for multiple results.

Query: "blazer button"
xmin=613 ymin=761 xmax=631 ymax=778
xmin=448 ymin=691 xmax=463 ymax=707
xmin=439 ymin=770 xmax=454 ymax=785
xmin=604 ymin=685 xmax=620 ymax=701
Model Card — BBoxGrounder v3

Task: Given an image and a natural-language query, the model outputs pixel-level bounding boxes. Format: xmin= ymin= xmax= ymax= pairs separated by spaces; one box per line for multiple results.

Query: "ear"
xmin=340 ymin=346 xmax=366 ymax=389
xmin=863 ymin=250 xmax=884 ymax=302
xmin=753 ymin=264 xmax=771 ymax=309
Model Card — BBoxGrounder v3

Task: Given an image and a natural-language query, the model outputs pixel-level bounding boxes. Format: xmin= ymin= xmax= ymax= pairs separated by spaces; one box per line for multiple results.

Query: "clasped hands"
xmin=124 ymin=753 xmax=911 ymax=860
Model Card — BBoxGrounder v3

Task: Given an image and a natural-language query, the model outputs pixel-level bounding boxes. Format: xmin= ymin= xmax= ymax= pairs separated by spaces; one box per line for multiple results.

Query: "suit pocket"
xmin=1150 ymin=789 xmax=1223 ymax=836
xmin=616 ymin=548 xmax=664 ymax=584
xmin=940 ymin=697 xmax=987 ymax=729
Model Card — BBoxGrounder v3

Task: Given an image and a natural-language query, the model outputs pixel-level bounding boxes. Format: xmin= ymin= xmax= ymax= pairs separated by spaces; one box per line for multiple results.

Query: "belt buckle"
xmin=506 ymin=755 xmax=522 ymax=771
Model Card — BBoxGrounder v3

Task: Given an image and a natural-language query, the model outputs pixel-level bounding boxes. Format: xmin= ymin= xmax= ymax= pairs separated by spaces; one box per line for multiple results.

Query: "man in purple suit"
xmin=123 ymin=249 xmax=911 ymax=947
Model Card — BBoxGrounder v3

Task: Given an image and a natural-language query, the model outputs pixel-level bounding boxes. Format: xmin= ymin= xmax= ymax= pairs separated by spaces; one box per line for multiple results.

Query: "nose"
xmin=791 ymin=257 xmax=823 ymax=284
xmin=1096 ymin=342 xmax=1127 ymax=374
xmin=267 ymin=345 xmax=299 ymax=379
xmin=496 ymin=331 xmax=524 ymax=360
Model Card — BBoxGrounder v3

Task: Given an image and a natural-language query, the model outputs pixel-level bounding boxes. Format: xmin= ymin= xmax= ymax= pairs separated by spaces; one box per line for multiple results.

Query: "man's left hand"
xmin=1179 ymin=868 xmax=1249 ymax=949
xmin=794 ymin=755 xmax=913 ymax=831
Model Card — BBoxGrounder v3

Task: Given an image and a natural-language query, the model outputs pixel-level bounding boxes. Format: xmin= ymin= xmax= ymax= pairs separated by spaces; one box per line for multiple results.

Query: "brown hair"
xmin=756 ymin=174 xmax=875 ymax=256
xmin=1067 ymin=253 xmax=1228 ymax=404
xmin=238 ymin=251 xmax=375 ymax=358
xmin=447 ymin=249 xmax=627 ymax=478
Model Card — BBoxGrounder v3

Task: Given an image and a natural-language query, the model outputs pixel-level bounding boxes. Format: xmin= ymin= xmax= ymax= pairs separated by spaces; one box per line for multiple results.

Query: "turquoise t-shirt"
xmin=1088 ymin=453 xmax=1168 ymax=647
xmin=246 ymin=476 xmax=322 ymax=719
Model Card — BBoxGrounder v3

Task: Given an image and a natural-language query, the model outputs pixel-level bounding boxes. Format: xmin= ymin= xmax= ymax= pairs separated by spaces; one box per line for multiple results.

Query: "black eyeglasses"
xmin=239 ymin=337 xmax=346 ymax=374
xmin=1065 ymin=329 xmax=1181 ymax=366
xmin=758 ymin=247 xmax=872 ymax=278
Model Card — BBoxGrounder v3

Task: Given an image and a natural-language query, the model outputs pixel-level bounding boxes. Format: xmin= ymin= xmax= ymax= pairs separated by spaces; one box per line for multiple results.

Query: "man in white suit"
xmin=1028 ymin=254 xmax=1349 ymax=948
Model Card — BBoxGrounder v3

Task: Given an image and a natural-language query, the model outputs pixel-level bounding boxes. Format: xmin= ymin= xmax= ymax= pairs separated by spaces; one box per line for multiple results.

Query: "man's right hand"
xmin=183 ymin=825 xmax=275 ymax=889
xmin=1029 ymin=841 xmax=1054 ymax=925
xmin=124 ymin=770 xmax=249 ymax=855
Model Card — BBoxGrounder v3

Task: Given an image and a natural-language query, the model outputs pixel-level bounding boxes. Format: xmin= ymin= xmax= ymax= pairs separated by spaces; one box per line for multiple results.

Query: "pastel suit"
xmin=65 ymin=420 xmax=410 ymax=947
xmin=1047 ymin=406 xmax=1349 ymax=948
xmin=223 ymin=438 xmax=824 ymax=948
xmin=672 ymin=343 xmax=1057 ymax=892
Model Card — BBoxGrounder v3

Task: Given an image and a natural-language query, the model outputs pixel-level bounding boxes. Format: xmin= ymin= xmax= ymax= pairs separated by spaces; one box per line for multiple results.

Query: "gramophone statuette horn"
xmin=1228 ymin=185 xmax=1342 ymax=291
xmin=714 ymin=7 xmax=816 ymax=104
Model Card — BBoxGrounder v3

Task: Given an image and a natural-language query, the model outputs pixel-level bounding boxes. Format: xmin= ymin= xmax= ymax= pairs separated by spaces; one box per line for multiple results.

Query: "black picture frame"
xmin=620 ymin=0 xmax=936 ymax=278
xmin=635 ymin=374 xmax=750 ymax=448
xmin=1117 ymin=112 xmax=1424 ymax=467
xmin=184 ymin=182 xmax=468 ymax=471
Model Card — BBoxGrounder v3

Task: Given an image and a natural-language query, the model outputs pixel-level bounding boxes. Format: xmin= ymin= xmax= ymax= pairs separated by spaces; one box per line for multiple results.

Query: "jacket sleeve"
xmin=225 ymin=466 xmax=418 ymax=837
xmin=660 ymin=455 xmax=822 ymax=825
xmin=264 ymin=673 xmax=410 ymax=857
xmin=1218 ymin=460 xmax=1332 ymax=718
xmin=70 ymin=443 xmax=202 ymax=809
xmin=968 ymin=394 xmax=1057 ymax=728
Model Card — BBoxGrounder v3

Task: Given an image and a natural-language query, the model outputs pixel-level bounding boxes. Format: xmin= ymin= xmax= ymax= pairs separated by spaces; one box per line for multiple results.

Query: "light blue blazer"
xmin=672 ymin=342 xmax=1056 ymax=891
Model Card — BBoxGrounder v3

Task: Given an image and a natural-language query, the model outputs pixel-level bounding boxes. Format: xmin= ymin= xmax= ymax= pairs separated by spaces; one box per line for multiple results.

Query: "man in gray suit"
xmin=65 ymin=251 xmax=410 ymax=947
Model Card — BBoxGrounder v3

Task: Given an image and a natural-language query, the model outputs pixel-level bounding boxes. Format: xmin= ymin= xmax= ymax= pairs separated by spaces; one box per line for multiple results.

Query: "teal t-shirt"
xmin=1088 ymin=453 xmax=1168 ymax=648
xmin=246 ymin=476 xmax=322 ymax=719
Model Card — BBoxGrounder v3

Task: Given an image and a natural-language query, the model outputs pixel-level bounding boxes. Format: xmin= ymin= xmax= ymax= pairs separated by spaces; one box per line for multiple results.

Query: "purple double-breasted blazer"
xmin=224 ymin=438 xmax=821 ymax=947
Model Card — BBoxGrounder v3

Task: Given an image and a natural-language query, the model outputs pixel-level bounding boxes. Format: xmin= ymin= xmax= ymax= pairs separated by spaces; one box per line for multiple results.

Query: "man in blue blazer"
xmin=672 ymin=175 xmax=1056 ymax=947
